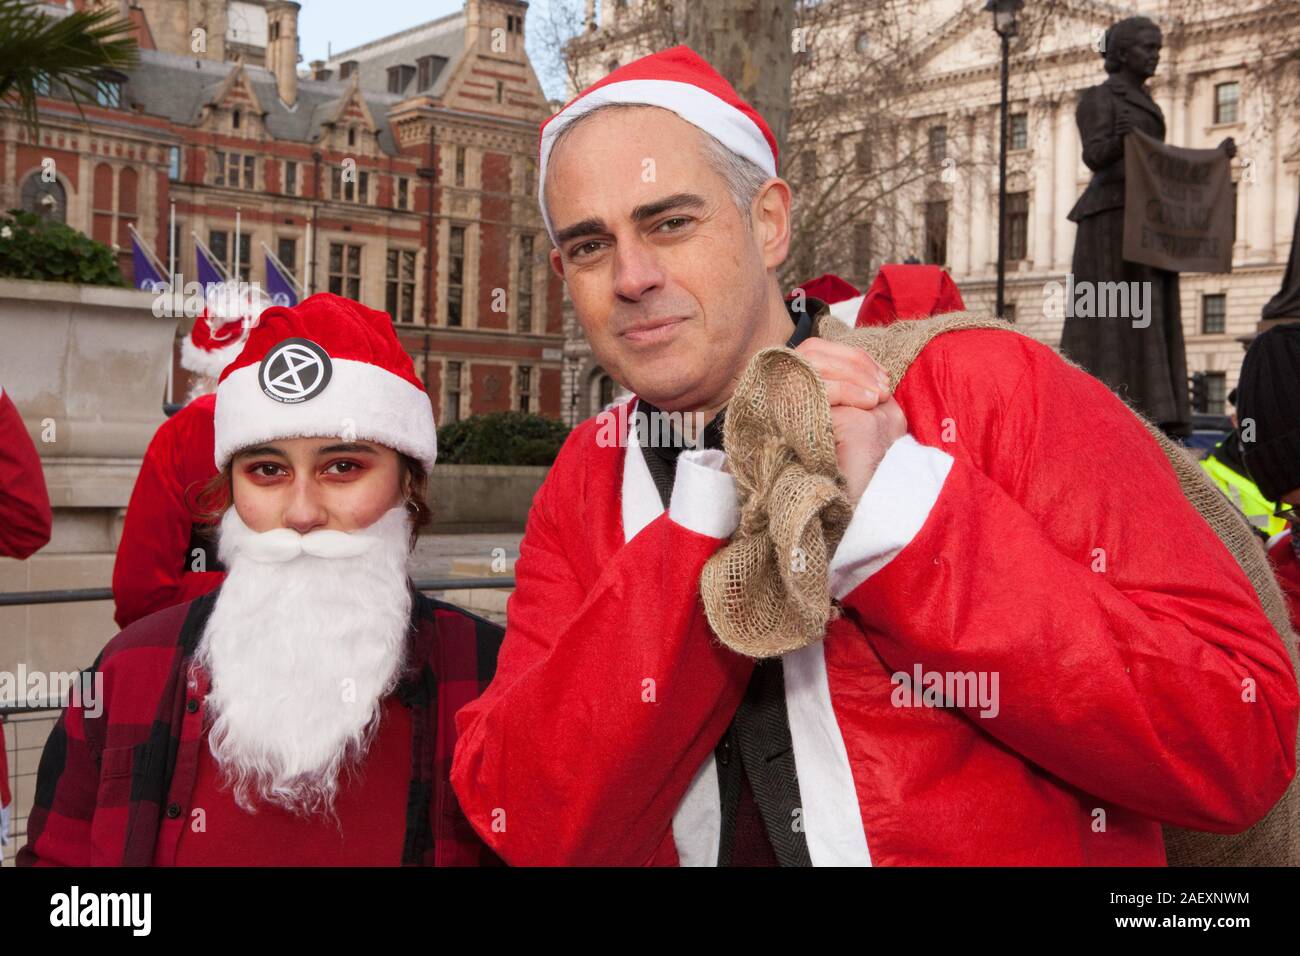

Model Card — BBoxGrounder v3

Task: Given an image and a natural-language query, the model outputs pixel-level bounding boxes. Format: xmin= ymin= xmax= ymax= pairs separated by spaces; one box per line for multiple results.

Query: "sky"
xmin=293 ymin=0 xmax=568 ymax=98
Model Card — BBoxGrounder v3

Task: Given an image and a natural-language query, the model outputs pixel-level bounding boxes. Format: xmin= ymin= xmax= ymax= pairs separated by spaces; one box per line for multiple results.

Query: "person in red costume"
xmin=1235 ymin=324 xmax=1300 ymax=635
xmin=792 ymin=265 xmax=967 ymax=330
xmin=451 ymin=47 xmax=1297 ymax=866
xmin=0 ymin=382 xmax=52 ymax=560
xmin=111 ymin=285 xmax=269 ymax=628
xmin=1 ymin=380 xmax=52 ymax=859
xmin=22 ymin=294 xmax=502 ymax=867
xmin=0 ymin=717 xmax=10 ymax=855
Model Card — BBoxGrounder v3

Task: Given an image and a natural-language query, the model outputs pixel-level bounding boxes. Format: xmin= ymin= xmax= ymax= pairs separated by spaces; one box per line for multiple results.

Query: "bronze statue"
xmin=1060 ymin=16 xmax=1235 ymax=437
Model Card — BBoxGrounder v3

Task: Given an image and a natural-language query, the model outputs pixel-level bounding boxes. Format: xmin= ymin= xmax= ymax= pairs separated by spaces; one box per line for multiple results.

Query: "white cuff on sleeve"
xmin=828 ymin=434 xmax=954 ymax=600
xmin=668 ymin=448 xmax=739 ymax=539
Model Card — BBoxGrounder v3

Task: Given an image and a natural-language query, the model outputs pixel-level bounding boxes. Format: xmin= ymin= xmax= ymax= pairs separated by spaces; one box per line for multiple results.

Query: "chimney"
xmin=266 ymin=1 xmax=301 ymax=106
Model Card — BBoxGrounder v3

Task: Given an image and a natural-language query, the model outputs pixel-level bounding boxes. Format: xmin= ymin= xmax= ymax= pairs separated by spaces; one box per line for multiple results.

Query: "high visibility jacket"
xmin=1201 ymin=454 xmax=1286 ymax=538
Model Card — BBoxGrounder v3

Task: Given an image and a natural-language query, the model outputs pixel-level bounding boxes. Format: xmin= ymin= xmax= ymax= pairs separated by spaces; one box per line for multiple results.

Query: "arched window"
xmin=232 ymin=109 xmax=241 ymax=129
xmin=117 ymin=167 xmax=138 ymax=247
xmin=20 ymin=173 xmax=67 ymax=222
xmin=92 ymin=162 xmax=114 ymax=244
xmin=348 ymin=126 xmax=357 ymax=147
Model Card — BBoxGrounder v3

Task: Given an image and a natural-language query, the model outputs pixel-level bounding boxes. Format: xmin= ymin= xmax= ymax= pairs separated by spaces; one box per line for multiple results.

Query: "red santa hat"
xmin=855 ymin=265 xmax=966 ymax=327
xmin=538 ymin=45 xmax=779 ymax=243
xmin=788 ymin=273 xmax=862 ymax=306
xmin=213 ymin=293 xmax=436 ymax=471
xmin=181 ymin=283 xmax=272 ymax=380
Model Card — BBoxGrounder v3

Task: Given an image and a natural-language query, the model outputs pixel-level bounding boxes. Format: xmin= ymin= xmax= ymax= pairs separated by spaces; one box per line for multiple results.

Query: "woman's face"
xmin=230 ymin=437 xmax=406 ymax=534
xmin=1123 ymin=27 xmax=1162 ymax=79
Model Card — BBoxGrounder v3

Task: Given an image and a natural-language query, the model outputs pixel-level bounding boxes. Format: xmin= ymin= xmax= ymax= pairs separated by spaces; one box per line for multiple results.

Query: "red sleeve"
xmin=451 ymin=429 xmax=753 ymax=865
xmin=0 ymin=388 xmax=52 ymax=559
xmin=840 ymin=332 xmax=1298 ymax=833
xmin=1 ymin=721 xmax=11 ymax=809
xmin=16 ymin=672 xmax=100 ymax=866
xmin=112 ymin=398 xmax=223 ymax=629
xmin=1268 ymin=535 xmax=1300 ymax=636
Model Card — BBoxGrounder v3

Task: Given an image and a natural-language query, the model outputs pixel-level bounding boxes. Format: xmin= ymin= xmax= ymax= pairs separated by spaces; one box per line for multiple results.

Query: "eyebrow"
xmin=316 ymin=443 xmax=377 ymax=454
xmin=553 ymin=192 xmax=707 ymax=247
xmin=233 ymin=442 xmax=378 ymax=461
xmin=234 ymin=445 xmax=287 ymax=461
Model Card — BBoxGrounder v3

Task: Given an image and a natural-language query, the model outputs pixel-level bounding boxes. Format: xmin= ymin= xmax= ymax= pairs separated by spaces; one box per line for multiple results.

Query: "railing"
xmin=0 ymin=578 xmax=515 ymax=608
xmin=0 ymin=576 xmax=515 ymax=864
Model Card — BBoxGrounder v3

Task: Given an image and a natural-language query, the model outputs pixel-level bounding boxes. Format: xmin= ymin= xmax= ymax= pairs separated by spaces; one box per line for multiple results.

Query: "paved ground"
xmin=410 ymin=530 xmax=523 ymax=580
xmin=410 ymin=530 xmax=523 ymax=625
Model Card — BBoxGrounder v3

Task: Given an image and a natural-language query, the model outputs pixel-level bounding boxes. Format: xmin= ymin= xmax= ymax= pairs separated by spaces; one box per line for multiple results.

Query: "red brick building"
xmin=2 ymin=0 xmax=564 ymax=422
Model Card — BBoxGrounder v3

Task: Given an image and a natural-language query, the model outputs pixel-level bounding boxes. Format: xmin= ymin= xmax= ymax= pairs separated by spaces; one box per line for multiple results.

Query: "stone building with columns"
xmin=559 ymin=0 xmax=1299 ymax=421
xmin=3 ymin=0 xmax=565 ymax=422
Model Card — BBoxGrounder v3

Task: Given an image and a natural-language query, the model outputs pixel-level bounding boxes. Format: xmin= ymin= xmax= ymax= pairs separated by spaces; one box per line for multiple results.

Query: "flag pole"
xmin=167 ymin=202 xmax=176 ymax=405
xmin=192 ymin=231 xmax=231 ymax=281
xmin=261 ymin=240 xmax=303 ymax=294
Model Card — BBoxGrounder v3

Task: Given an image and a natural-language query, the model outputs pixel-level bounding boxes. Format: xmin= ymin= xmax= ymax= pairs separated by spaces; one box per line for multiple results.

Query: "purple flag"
xmin=196 ymin=240 xmax=225 ymax=291
xmin=264 ymin=251 xmax=299 ymax=308
xmin=130 ymin=232 xmax=164 ymax=291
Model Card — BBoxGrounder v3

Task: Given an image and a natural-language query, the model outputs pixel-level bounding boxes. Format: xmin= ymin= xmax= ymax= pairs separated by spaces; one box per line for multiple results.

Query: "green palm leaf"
xmin=0 ymin=0 xmax=139 ymax=139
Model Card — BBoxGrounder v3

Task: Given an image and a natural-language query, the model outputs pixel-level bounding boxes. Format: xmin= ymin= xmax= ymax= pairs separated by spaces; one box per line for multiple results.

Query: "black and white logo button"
xmin=259 ymin=338 xmax=333 ymax=404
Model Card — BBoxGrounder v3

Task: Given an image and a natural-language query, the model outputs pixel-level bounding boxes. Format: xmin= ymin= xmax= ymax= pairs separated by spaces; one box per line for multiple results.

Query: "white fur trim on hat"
xmin=181 ymin=333 xmax=248 ymax=380
xmin=538 ymin=78 xmax=777 ymax=243
xmin=214 ymin=357 xmax=437 ymax=471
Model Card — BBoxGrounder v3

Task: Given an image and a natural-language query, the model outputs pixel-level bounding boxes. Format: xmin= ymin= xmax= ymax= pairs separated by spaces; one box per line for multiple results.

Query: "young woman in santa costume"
xmin=22 ymin=293 xmax=502 ymax=866
xmin=451 ymin=47 xmax=1298 ymax=866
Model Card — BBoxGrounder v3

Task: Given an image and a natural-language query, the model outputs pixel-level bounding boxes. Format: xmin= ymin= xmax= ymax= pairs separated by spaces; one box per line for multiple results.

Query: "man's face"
xmin=230 ymin=437 xmax=405 ymax=534
xmin=545 ymin=106 xmax=786 ymax=413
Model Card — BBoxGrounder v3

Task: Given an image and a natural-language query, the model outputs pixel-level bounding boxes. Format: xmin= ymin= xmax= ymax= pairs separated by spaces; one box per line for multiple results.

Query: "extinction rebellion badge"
xmin=259 ymin=338 xmax=333 ymax=404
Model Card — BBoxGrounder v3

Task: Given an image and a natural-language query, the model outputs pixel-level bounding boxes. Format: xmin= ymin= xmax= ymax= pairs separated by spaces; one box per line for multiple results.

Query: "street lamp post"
xmin=987 ymin=0 xmax=1022 ymax=319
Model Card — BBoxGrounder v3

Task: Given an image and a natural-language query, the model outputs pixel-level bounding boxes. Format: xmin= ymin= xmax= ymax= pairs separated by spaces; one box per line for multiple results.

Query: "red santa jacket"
xmin=1268 ymin=531 xmax=1300 ymax=636
xmin=112 ymin=393 xmax=224 ymax=629
xmin=451 ymin=327 xmax=1299 ymax=866
xmin=0 ymin=385 xmax=52 ymax=559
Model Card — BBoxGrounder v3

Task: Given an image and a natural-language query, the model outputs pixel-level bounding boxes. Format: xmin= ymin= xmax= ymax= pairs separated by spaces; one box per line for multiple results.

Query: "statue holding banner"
xmin=1061 ymin=16 xmax=1235 ymax=438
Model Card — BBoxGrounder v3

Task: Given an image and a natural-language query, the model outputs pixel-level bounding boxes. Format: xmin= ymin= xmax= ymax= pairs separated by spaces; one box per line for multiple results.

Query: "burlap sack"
xmin=700 ymin=310 xmax=1300 ymax=866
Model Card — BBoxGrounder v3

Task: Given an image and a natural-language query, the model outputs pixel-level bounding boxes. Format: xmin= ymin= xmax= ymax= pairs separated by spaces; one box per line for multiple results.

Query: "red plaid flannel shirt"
xmin=19 ymin=586 xmax=504 ymax=866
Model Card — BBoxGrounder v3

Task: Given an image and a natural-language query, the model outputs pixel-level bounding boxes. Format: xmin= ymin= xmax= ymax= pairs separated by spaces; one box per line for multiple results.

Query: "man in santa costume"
xmin=1236 ymin=324 xmax=1300 ymax=634
xmin=22 ymin=293 xmax=502 ymax=866
xmin=112 ymin=284 xmax=269 ymax=628
xmin=452 ymin=47 xmax=1298 ymax=865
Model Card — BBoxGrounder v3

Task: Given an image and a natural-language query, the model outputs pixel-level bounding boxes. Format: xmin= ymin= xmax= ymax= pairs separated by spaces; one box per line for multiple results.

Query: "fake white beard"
xmin=194 ymin=505 xmax=414 ymax=817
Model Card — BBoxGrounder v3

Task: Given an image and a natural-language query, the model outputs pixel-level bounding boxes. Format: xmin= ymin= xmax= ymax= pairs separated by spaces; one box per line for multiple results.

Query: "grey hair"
xmin=543 ymin=102 xmax=773 ymax=229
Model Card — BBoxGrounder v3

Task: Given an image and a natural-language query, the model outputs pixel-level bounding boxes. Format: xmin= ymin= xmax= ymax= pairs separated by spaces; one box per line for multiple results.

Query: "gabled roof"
xmin=325 ymin=11 xmax=466 ymax=99
xmin=124 ymin=48 xmax=403 ymax=154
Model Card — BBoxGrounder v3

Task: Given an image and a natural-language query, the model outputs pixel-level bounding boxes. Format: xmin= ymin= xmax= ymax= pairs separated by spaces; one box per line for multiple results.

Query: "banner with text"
xmin=1123 ymin=129 xmax=1233 ymax=274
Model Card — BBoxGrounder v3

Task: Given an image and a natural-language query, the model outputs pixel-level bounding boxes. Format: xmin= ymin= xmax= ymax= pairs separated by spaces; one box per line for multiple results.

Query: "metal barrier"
xmin=0 ymin=578 xmax=515 ymax=608
xmin=0 ymin=575 xmax=516 ymax=863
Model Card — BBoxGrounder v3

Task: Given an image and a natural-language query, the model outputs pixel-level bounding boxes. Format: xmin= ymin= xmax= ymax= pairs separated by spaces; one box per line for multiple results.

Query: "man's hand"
xmin=795 ymin=338 xmax=908 ymax=504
